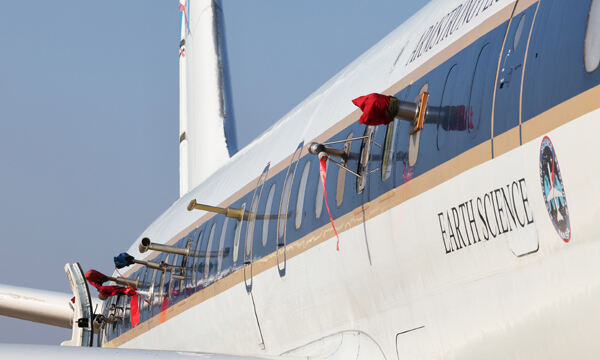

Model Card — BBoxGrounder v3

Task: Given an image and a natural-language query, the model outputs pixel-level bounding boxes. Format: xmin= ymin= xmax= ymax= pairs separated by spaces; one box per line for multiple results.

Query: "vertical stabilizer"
xmin=179 ymin=0 xmax=238 ymax=197
xmin=179 ymin=0 xmax=190 ymax=196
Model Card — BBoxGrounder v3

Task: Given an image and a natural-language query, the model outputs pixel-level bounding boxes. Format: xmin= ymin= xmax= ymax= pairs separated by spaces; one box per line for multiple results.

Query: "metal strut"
xmin=323 ymin=156 xmax=361 ymax=178
xmin=308 ymin=134 xmax=370 ymax=179
xmin=319 ymin=136 xmax=369 ymax=146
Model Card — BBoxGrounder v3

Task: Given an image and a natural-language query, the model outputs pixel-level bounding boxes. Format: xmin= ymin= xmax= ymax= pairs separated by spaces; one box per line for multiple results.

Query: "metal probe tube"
xmin=139 ymin=237 xmax=190 ymax=256
xmin=308 ymin=143 xmax=348 ymax=160
xmin=396 ymin=99 xmax=419 ymax=121
xmin=133 ymin=259 xmax=164 ymax=270
xmin=106 ymin=276 xmax=138 ymax=288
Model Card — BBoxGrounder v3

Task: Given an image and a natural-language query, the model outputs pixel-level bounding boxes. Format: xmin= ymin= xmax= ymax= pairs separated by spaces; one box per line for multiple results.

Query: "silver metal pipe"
xmin=321 ymin=136 xmax=369 ymax=146
xmin=396 ymin=99 xmax=419 ymax=121
xmin=308 ymin=142 xmax=348 ymax=161
xmin=187 ymin=199 xmax=244 ymax=220
xmin=133 ymin=259 xmax=164 ymax=271
xmin=139 ymin=237 xmax=190 ymax=257
xmin=425 ymin=106 xmax=446 ymax=124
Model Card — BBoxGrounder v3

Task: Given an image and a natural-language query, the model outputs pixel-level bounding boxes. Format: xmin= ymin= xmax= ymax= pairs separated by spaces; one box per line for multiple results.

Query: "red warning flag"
xmin=320 ymin=156 xmax=341 ymax=251
xmin=352 ymin=93 xmax=394 ymax=126
xmin=93 ymin=285 xmax=136 ymax=298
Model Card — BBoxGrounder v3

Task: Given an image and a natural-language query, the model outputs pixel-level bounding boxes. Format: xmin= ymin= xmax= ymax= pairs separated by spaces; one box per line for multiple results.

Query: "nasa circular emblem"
xmin=539 ymin=136 xmax=571 ymax=242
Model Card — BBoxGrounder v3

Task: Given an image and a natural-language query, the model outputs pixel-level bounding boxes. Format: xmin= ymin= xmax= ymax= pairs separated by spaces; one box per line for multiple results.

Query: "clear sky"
xmin=0 ymin=0 xmax=427 ymax=345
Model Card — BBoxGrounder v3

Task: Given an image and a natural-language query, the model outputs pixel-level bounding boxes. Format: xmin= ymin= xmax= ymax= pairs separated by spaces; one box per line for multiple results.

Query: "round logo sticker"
xmin=539 ymin=136 xmax=571 ymax=242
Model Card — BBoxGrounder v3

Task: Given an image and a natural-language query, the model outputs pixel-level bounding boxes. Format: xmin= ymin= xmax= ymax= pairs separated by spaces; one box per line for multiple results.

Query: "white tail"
xmin=179 ymin=0 xmax=238 ymax=197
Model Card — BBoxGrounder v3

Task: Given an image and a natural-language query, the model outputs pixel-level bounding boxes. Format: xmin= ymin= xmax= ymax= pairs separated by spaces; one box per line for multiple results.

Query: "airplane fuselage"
xmin=99 ymin=0 xmax=600 ymax=358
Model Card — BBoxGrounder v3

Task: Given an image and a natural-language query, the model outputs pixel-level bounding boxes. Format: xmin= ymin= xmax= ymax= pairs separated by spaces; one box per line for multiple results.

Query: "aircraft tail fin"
xmin=179 ymin=0 xmax=238 ymax=197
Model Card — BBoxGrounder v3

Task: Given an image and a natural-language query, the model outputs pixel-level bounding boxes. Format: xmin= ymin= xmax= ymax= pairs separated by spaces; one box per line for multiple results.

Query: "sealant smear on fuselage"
xmin=407 ymin=0 xmax=502 ymax=65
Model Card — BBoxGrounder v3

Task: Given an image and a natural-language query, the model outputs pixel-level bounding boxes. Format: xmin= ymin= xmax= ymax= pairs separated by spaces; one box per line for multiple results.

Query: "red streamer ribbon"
xmin=160 ymin=295 xmax=169 ymax=323
xmin=85 ymin=268 xmax=149 ymax=327
xmin=320 ymin=155 xmax=340 ymax=251
xmin=130 ymin=294 xmax=140 ymax=327
xmin=114 ymin=267 xmax=149 ymax=327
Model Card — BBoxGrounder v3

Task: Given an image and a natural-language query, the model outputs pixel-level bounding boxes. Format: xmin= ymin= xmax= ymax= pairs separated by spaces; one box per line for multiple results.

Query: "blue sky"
xmin=0 ymin=0 xmax=427 ymax=345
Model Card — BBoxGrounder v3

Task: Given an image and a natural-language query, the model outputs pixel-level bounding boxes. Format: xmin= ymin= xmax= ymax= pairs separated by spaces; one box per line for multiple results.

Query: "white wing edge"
xmin=0 ymin=283 xmax=74 ymax=329
xmin=0 ymin=343 xmax=283 ymax=359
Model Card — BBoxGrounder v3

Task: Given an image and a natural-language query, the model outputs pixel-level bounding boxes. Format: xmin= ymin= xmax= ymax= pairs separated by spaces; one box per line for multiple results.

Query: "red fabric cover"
xmin=85 ymin=269 xmax=108 ymax=288
xmin=95 ymin=285 xmax=137 ymax=299
xmin=352 ymin=93 xmax=394 ymax=126
xmin=85 ymin=268 xmax=137 ymax=299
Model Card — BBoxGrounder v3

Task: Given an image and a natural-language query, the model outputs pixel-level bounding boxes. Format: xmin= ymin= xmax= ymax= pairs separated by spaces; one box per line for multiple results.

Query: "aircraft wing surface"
xmin=0 ymin=343 xmax=282 ymax=360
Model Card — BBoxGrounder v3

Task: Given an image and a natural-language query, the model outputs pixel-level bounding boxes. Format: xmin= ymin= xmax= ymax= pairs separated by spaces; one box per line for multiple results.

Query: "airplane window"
xmin=108 ymin=295 xmax=119 ymax=330
xmin=336 ymin=132 xmax=353 ymax=206
xmin=246 ymin=195 xmax=260 ymax=258
xmin=295 ymin=161 xmax=311 ymax=229
xmin=278 ymin=173 xmax=294 ymax=238
xmin=204 ymin=222 xmax=216 ymax=278
xmin=111 ymin=295 xmax=122 ymax=334
xmin=152 ymin=255 xmax=164 ymax=311
xmin=116 ymin=295 xmax=125 ymax=326
xmin=182 ymin=234 xmax=197 ymax=293
xmin=190 ymin=229 xmax=203 ymax=288
xmin=195 ymin=228 xmax=211 ymax=284
xmin=100 ymin=298 xmax=112 ymax=339
xmin=513 ymin=14 xmax=526 ymax=50
xmin=437 ymin=64 xmax=459 ymax=151
xmin=245 ymin=167 xmax=268 ymax=263
xmin=217 ymin=218 xmax=229 ymax=274
xmin=585 ymin=0 xmax=600 ymax=72
xmin=277 ymin=143 xmax=303 ymax=244
xmin=233 ymin=202 xmax=246 ymax=263
xmin=336 ymin=157 xmax=346 ymax=206
xmin=173 ymin=238 xmax=191 ymax=296
xmin=262 ymin=183 xmax=276 ymax=246
xmin=138 ymin=267 xmax=148 ymax=291
xmin=357 ymin=127 xmax=373 ymax=193
xmin=144 ymin=268 xmax=156 ymax=313
xmin=159 ymin=254 xmax=171 ymax=303
xmin=167 ymin=254 xmax=179 ymax=299
xmin=232 ymin=221 xmax=239 ymax=263
xmin=467 ymin=43 xmax=494 ymax=140
xmin=315 ymin=174 xmax=324 ymax=219
xmin=381 ymin=120 xmax=398 ymax=181
xmin=184 ymin=236 xmax=194 ymax=275
xmin=106 ymin=297 xmax=119 ymax=337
